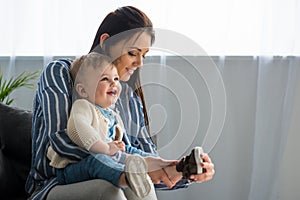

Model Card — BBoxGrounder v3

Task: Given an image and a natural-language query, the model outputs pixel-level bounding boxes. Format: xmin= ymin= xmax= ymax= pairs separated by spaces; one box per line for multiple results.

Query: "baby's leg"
xmin=57 ymin=154 xmax=124 ymax=187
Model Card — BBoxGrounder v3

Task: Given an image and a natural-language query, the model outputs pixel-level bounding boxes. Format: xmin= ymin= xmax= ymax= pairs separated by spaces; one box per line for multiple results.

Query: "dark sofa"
xmin=0 ymin=103 xmax=32 ymax=200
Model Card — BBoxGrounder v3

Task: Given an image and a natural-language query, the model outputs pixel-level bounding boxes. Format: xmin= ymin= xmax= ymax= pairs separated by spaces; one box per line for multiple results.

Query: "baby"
xmin=47 ymin=52 xmax=152 ymax=198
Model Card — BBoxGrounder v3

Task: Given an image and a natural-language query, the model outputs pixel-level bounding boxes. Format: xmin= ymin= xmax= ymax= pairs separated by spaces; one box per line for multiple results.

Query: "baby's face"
xmin=86 ymin=65 xmax=121 ymax=108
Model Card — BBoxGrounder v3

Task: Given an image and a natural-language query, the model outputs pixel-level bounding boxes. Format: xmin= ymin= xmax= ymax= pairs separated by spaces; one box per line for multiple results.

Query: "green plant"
xmin=0 ymin=70 xmax=40 ymax=105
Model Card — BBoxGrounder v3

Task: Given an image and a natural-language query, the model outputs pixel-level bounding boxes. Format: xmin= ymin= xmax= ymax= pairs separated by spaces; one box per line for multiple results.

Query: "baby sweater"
xmin=47 ymin=99 xmax=125 ymax=168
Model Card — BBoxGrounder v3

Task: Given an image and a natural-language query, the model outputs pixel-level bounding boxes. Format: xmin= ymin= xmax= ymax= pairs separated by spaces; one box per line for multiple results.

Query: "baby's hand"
xmin=115 ymin=141 xmax=125 ymax=152
xmin=108 ymin=141 xmax=122 ymax=155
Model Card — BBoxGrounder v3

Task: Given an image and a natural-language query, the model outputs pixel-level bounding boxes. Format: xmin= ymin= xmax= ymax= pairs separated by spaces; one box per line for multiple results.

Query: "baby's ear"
xmin=76 ymin=83 xmax=88 ymax=98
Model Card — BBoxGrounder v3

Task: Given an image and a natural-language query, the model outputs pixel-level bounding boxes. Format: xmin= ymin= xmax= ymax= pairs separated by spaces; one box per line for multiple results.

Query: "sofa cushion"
xmin=0 ymin=103 xmax=32 ymax=199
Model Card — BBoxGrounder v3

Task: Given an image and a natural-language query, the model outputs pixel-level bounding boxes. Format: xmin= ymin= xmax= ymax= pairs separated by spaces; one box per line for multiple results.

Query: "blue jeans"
xmin=56 ymin=154 xmax=124 ymax=187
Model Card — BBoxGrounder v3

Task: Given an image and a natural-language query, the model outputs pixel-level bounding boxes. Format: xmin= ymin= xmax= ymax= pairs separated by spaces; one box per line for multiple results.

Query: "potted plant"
xmin=0 ymin=70 xmax=40 ymax=105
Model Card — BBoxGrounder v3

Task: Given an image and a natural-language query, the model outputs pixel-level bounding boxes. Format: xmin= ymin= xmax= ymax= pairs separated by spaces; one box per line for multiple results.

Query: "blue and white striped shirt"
xmin=115 ymin=82 xmax=158 ymax=155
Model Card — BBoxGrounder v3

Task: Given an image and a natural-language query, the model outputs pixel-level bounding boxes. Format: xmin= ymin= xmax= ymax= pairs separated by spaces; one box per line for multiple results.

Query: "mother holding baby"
xmin=25 ymin=6 xmax=215 ymax=200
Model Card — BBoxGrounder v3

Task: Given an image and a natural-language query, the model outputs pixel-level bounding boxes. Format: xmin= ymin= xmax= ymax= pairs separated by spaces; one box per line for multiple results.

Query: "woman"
xmin=25 ymin=6 xmax=215 ymax=200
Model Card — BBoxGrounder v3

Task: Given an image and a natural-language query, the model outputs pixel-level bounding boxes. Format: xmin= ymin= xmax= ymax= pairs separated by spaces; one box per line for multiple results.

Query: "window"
xmin=1 ymin=0 xmax=299 ymax=56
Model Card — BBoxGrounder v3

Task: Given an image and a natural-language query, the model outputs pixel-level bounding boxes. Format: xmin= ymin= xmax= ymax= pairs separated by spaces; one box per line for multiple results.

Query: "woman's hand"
xmin=148 ymin=168 xmax=176 ymax=188
xmin=189 ymin=153 xmax=215 ymax=183
xmin=163 ymin=164 xmax=182 ymax=185
xmin=144 ymin=156 xmax=178 ymax=188
xmin=144 ymin=156 xmax=177 ymax=172
xmin=144 ymin=156 xmax=178 ymax=172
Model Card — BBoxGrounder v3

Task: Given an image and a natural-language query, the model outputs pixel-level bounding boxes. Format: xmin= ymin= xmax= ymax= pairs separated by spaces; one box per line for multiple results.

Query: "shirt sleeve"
xmin=125 ymin=144 xmax=155 ymax=157
xmin=117 ymin=83 xmax=158 ymax=155
xmin=117 ymin=83 xmax=190 ymax=190
xmin=131 ymin=91 xmax=158 ymax=154
xmin=40 ymin=59 xmax=89 ymax=160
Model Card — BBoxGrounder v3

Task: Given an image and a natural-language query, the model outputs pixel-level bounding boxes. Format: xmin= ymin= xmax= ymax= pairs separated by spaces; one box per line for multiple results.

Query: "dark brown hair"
xmin=89 ymin=6 xmax=155 ymax=54
xmin=89 ymin=6 xmax=155 ymax=137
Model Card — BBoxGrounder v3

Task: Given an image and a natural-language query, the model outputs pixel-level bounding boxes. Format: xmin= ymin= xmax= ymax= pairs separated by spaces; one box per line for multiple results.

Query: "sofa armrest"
xmin=0 ymin=103 xmax=32 ymax=199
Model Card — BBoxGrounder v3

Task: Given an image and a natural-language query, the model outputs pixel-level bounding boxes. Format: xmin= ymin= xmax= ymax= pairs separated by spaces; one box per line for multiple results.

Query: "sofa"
xmin=0 ymin=103 xmax=32 ymax=200
xmin=0 ymin=103 xmax=161 ymax=199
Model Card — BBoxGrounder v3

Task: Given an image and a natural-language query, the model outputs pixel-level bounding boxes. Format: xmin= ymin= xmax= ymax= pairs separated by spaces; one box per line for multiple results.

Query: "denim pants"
xmin=56 ymin=154 xmax=124 ymax=187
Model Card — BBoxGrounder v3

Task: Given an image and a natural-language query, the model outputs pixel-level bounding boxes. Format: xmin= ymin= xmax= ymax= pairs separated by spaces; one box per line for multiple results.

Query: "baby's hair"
xmin=71 ymin=52 xmax=113 ymax=85
xmin=70 ymin=52 xmax=114 ymax=101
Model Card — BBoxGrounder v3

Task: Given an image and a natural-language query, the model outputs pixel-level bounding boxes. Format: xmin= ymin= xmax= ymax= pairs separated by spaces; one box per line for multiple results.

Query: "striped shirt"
xmin=115 ymin=82 xmax=158 ymax=155
xmin=25 ymin=59 xmax=159 ymax=199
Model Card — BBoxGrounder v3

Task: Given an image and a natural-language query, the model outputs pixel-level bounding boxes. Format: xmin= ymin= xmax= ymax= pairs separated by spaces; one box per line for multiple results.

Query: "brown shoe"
xmin=176 ymin=147 xmax=204 ymax=179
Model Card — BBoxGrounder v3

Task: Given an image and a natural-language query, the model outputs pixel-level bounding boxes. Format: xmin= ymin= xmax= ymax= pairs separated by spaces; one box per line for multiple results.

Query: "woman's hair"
xmin=89 ymin=6 xmax=154 ymax=137
xmin=89 ymin=6 xmax=155 ymax=54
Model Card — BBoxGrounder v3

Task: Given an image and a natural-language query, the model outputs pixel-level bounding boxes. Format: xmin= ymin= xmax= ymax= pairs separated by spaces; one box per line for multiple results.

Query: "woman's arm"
xmin=125 ymin=144 xmax=154 ymax=157
xmin=116 ymin=83 xmax=202 ymax=188
xmin=117 ymin=82 xmax=157 ymax=155
xmin=40 ymin=59 xmax=89 ymax=160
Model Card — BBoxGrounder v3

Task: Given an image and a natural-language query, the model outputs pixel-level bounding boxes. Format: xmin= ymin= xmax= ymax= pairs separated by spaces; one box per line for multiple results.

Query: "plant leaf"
xmin=0 ymin=70 xmax=40 ymax=105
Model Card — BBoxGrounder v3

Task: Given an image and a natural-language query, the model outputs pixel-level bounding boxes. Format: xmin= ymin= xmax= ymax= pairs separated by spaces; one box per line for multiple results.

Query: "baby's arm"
xmin=90 ymin=140 xmax=123 ymax=156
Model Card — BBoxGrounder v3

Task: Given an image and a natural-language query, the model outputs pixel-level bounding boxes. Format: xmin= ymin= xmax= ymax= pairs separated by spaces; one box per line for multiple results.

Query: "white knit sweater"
xmin=47 ymin=99 xmax=125 ymax=168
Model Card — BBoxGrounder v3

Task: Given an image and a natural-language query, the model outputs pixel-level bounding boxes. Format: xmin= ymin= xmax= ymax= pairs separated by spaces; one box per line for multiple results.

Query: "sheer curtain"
xmin=248 ymin=57 xmax=300 ymax=200
xmin=1 ymin=0 xmax=300 ymax=56
xmin=154 ymin=56 xmax=300 ymax=200
xmin=1 ymin=0 xmax=299 ymax=199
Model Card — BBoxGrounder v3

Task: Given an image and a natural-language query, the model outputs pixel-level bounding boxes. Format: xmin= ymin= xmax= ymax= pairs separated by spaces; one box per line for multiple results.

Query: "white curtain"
xmin=248 ymin=57 xmax=300 ymax=200
xmin=1 ymin=0 xmax=300 ymax=56
xmin=1 ymin=0 xmax=299 ymax=199
xmin=148 ymin=56 xmax=300 ymax=200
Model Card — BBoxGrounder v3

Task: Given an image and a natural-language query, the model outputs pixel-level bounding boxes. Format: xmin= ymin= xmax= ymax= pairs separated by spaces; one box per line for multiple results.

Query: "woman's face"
xmin=108 ymin=32 xmax=151 ymax=82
